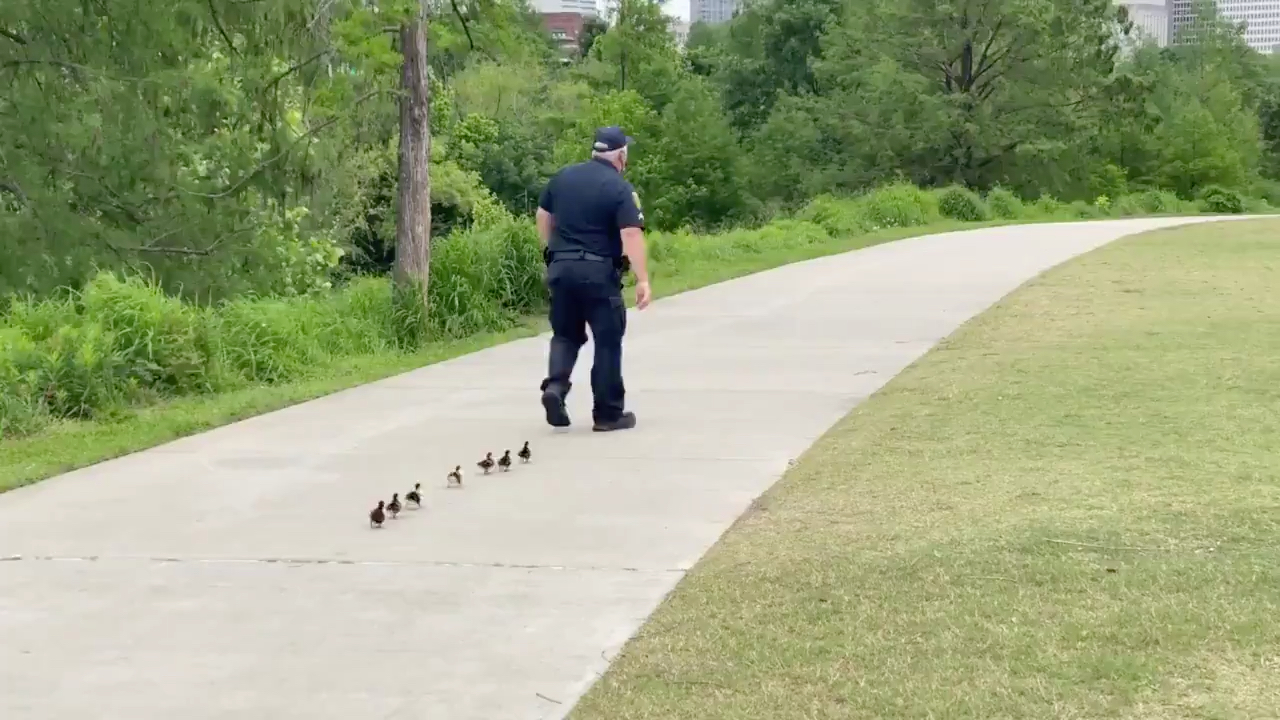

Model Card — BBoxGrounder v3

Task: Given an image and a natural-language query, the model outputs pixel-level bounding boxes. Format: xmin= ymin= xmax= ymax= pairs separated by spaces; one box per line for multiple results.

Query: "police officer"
xmin=535 ymin=126 xmax=651 ymax=432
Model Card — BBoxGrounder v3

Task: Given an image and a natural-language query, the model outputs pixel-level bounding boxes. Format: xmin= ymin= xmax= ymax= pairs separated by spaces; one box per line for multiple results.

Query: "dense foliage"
xmin=2 ymin=0 xmax=1278 ymax=437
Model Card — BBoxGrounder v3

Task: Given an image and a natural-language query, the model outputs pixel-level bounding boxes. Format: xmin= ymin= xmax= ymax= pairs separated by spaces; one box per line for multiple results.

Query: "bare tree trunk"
xmin=394 ymin=9 xmax=431 ymax=306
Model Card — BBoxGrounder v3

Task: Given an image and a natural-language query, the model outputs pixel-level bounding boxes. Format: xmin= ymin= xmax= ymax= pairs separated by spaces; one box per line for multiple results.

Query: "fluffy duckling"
xmin=518 ymin=441 xmax=531 ymax=463
xmin=497 ymin=450 xmax=512 ymax=472
xmin=387 ymin=493 xmax=402 ymax=519
xmin=369 ymin=501 xmax=386 ymax=528
xmin=447 ymin=465 xmax=463 ymax=488
xmin=477 ymin=452 xmax=495 ymax=475
xmin=405 ymin=483 xmax=422 ymax=509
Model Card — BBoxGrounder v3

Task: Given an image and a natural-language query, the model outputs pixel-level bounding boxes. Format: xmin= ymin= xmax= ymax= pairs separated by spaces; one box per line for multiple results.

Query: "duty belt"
xmin=550 ymin=250 xmax=611 ymax=262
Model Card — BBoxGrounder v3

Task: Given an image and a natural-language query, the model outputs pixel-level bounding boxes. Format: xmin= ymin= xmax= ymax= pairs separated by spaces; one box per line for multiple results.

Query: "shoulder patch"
xmin=632 ymin=191 xmax=642 ymax=210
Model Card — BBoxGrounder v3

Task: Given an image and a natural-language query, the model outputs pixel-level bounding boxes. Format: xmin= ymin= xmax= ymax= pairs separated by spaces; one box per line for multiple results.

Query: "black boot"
xmin=592 ymin=412 xmax=637 ymax=432
xmin=540 ymin=381 xmax=571 ymax=428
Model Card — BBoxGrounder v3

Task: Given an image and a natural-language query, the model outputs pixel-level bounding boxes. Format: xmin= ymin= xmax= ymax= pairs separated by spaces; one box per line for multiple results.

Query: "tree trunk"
xmin=394 ymin=11 xmax=432 ymax=307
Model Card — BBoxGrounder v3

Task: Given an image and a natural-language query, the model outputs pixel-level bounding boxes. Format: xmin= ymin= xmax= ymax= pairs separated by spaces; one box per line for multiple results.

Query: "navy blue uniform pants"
xmin=541 ymin=258 xmax=627 ymax=422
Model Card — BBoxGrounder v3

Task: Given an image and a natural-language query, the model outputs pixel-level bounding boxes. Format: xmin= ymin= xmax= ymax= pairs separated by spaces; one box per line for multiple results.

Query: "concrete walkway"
xmin=0 ymin=217 xmax=1250 ymax=719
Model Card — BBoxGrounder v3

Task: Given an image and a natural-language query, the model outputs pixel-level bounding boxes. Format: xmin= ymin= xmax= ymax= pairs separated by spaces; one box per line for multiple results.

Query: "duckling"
xmin=497 ymin=450 xmax=512 ymax=472
xmin=405 ymin=483 xmax=422 ymax=509
xmin=387 ymin=493 xmax=402 ymax=519
xmin=369 ymin=501 xmax=386 ymax=529
xmin=518 ymin=441 xmax=532 ymax=463
xmin=447 ymin=465 xmax=463 ymax=488
xmin=477 ymin=452 xmax=495 ymax=475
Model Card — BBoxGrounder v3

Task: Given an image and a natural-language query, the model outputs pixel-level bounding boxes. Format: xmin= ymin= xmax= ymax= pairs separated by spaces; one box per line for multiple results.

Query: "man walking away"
xmin=535 ymin=126 xmax=652 ymax=432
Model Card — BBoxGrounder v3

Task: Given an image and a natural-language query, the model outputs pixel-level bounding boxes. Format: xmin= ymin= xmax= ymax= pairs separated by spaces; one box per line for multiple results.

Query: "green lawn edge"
xmin=568 ymin=217 xmax=1280 ymax=719
xmin=0 ymin=216 xmax=1186 ymax=493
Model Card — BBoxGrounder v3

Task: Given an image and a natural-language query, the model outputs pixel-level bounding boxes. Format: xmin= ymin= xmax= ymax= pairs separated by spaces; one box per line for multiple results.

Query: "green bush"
xmin=1031 ymin=195 xmax=1068 ymax=217
xmin=936 ymin=185 xmax=990 ymax=222
xmin=79 ymin=273 xmax=218 ymax=394
xmin=1198 ymin=185 xmax=1245 ymax=214
xmin=1110 ymin=189 xmax=1187 ymax=216
xmin=1069 ymin=200 xmax=1106 ymax=219
xmin=795 ymin=194 xmax=870 ymax=236
xmin=1250 ymin=179 xmax=1280 ymax=208
xmin=428 ymin=217 xmax=545 ymax=338
xmin=0 ymin=327 xmax=47 ymax=438
xmin=857 ymin=183 xmax=940 ymax=229
xmin=1243 ymin=196 xmax=1274 ymax=214
xmin=985 ymin=187 xmax=1024 ymax=219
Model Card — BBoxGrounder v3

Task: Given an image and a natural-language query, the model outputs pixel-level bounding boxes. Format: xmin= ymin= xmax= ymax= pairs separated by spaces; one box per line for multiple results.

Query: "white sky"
xmin=588 ymin=1 xmax=690 ymax=20
xmin=665 ymin=0 xmax=690 ymax=20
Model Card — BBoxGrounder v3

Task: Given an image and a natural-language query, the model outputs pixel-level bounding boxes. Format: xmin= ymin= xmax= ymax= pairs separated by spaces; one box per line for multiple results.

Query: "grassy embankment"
xmin=571 ymin=218 xmax=1280 ymax=719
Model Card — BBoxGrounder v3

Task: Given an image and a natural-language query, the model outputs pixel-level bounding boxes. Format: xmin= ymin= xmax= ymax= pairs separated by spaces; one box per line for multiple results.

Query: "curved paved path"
xmin=0 ymin=217 xmax=1252 ymax=719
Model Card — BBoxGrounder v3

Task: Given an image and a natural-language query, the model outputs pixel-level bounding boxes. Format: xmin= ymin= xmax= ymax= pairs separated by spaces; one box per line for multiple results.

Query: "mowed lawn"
xmin=571 ymin=220 xmax=1280 ymax=719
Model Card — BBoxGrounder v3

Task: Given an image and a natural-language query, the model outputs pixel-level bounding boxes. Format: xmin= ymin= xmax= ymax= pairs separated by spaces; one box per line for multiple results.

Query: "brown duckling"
xmin=369 ymin=501 xmax=386 ymax=529
xmin=477 ymin=452 xmax=495 ymax=475
xmin=518 ymin=441 xmax=531 ymax=463
xmin=406 ymin=483 xmax=422 ymax=509
xmin=387 ymin=493 xmax=401 ymax=519
xmin=497 ymin=450 xmax=512 ymax=472
xmin=447 ymin=465 xmax=463 ymax=488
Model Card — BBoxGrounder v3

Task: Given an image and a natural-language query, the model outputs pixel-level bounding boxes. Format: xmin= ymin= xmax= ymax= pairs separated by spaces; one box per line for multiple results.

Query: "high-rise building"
xmin=1118 ymin=0 xmax=1170 ymax=46
xmin=691 ymin=0 xmax=739 ymax=25
xmin=1169 ymin=0 xmax=1280 ymax=52
xmin=532 ymin=0 xmax=598 ymax=16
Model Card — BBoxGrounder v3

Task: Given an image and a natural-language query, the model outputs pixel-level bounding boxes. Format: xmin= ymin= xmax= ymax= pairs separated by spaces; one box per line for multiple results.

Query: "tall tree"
xmin=395 ymin=3 xmax=432 ymax=303
xmin=807 ymin=0 xmax=1125 ymax=191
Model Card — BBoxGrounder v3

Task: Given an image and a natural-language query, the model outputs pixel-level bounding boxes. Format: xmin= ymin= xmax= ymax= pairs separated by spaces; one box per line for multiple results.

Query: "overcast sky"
xmin=580 ymin=1 xmax=691 ymax=21
xmin=665 ymin=0 xmax=689 ymax=20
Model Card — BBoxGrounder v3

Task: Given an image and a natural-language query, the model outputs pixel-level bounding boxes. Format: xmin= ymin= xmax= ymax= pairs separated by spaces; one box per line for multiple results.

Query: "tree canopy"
xmin=3 ymin=0 xmax=1278 ymax=301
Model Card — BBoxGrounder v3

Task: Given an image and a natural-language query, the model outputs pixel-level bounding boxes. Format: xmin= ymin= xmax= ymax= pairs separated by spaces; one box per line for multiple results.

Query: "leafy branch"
xmin=173 ymin=88 xmax=392 ymax=200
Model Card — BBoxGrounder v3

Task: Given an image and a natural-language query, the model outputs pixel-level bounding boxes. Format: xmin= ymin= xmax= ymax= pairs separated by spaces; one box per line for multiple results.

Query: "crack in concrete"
xmin=0 ymin=553 xmax=687 ymax=574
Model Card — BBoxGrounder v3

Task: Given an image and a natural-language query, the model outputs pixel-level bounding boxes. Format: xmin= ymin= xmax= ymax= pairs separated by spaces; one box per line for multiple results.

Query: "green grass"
xmin=570 ymin=219 xmax=1280 ymax=719
xmin=0 ymin=217 xmax=1007 ymax=493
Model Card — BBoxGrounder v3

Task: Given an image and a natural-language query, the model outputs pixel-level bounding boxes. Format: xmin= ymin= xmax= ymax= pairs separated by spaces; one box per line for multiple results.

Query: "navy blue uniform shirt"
xmin=539 ymin=158 xmax=644 ymax=258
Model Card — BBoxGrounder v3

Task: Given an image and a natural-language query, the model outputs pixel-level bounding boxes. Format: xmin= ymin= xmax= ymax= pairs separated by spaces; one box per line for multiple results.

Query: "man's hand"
xmin=635 ymin=280 xmax=651 ymax=310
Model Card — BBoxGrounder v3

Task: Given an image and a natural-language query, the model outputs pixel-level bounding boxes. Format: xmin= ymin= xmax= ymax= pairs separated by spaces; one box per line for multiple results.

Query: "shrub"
xmin=79 ymin=273 xmax=218 ymax=394
xmin=985 ymin=187 xmax=1024 ymax=219
xmin=428 ymin=217 xmax=545 ymax=339
xmin=858 ymin=183 xmax=940 ymax=229
xmin=936 ymin=185 xmax=990 ymax=222
xmin=1243 ymin=196 xmax=1274 ymax=214
xmin=1198 ymin=185 xmax=1245 ymax=214
xmin=0 ymin=327 xmax=47 ymax=438
xmin=1068 ymin=200 xmax=1106 ymax=219
xmin=1250 ymin=179 xmax=1280 ymax=208
xmin=795 ymin=194 xmax=869 ymax=237
xmin=1112 ymin=189 xmax=1189 ymax=216
xmin=1031 ymin=195 xmax=1067 ymax=217
xmin=213 ymin=296 xmax=324 ymax=384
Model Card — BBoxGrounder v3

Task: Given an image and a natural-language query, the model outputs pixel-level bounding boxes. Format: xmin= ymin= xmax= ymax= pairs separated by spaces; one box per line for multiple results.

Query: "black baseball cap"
xmin=592 ymin=126 xmax=633 ymax=152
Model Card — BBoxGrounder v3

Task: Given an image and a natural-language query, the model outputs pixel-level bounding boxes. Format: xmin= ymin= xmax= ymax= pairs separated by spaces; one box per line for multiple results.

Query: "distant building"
xmin=690 ymin=0 xmax=739 ymax=25
xmin=1169 ymin=0 xmax=1280 ymax=52
xmin=671 ymin=20 xmax=691 ymax=48
xmin=541 ymin=11 xmax=588 ymax=57
xmin=532 ymin=0 xmax=598 ymax=16
xmin=1118 ymin=0 xmax=1170 ymax=46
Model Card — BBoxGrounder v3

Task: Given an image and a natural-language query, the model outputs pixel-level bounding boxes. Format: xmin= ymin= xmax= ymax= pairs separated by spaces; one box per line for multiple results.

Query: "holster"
xmin=617 ymin=255 xmax=631 ymax=275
